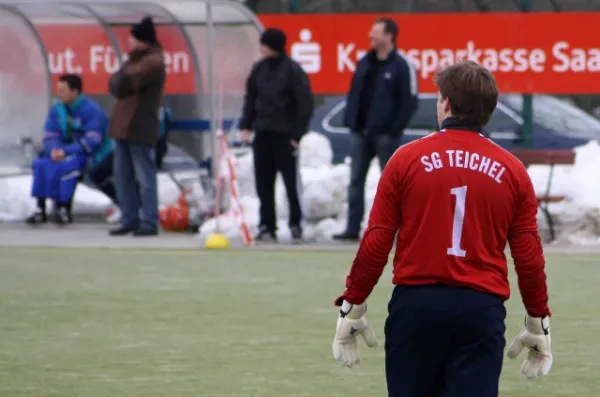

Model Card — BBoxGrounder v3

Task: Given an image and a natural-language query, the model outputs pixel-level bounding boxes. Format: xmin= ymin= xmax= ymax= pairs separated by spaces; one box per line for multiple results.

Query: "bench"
xmin=5 ymin=119 xmax=241 ymax=221
xmin=510 ymin=149 xmax=576 ymax=242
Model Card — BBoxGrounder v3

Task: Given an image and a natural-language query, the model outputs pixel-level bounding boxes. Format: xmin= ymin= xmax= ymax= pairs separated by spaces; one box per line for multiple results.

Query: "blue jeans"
xmin=113 ymin=140 xmax=158 ymax=231
xmin=346 ymin=132 xmax=399 ymax=234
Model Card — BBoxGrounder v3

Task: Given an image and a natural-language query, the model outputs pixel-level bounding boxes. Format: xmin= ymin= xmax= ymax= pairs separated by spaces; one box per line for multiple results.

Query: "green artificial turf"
xmin=0 ymin=248 xmax=598 ymax=396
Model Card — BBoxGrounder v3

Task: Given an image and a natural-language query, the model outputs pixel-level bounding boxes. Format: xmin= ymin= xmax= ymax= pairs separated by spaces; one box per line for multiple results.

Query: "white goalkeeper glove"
xmin=332 ymin=300 xmax=378 ymax=367
xmin=507 ymin=315 xmax=552 ymax=380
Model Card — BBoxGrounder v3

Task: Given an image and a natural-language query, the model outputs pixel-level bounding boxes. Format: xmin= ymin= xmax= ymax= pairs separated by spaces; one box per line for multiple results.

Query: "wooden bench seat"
xmin=510 ymin=149 xmax=576 ymax=242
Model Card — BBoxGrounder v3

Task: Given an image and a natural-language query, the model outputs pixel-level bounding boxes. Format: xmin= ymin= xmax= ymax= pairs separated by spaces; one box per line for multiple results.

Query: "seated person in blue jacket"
xmin=26 ymin=74 xmax=110 ymax=225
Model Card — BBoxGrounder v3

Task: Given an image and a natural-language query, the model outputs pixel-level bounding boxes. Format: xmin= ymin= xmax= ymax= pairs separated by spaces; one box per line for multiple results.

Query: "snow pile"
xmin=0 ymin=170 xmax=205 ymax=222
xmin=197 ymin=132 xmax=407 ymax=242
xmin=298 ymin=131 xmax=334 ymax=168
xmin=199 ymin=132 xmax=351 ymax=242
xmin=7 ymin=131 xmax=600 ymax=246
xmin=0 ymin=175 xmax=112 ymax=222
xmin=198 ymin=135 xmax=600 ymax=245
xmin=527 ymin=140 xmax=600 ymax=244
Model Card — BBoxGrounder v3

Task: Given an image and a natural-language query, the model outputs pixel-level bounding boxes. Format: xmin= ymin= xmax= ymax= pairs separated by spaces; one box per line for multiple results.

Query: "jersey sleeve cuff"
xmin=526 ymin=308 xmax=552 ymax=318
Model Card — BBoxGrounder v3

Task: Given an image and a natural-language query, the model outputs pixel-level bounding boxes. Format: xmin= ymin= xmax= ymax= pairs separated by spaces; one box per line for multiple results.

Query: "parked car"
xmin=311 ymin=93 xmax=600 ymax=164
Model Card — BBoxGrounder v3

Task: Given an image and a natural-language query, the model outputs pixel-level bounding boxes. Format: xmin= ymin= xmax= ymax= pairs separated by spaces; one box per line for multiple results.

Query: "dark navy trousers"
xmin=385 ymin=284 xmax=506 ymax=397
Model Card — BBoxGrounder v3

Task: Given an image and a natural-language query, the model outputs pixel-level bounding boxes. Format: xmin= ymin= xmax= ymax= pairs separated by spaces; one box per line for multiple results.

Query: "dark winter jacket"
xmin=239 ymin=54 xmax=314 ymax=142
xmin=344 ymin=50 xmax=418 ymax=137
xmin=108 ymin=46 xmax=166 ymax=145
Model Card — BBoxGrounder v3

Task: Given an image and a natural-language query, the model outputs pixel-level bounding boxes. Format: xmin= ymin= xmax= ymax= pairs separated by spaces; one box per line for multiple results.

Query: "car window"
xmin=486 ymin=108 xmax=519 ymax=131
xmin=408 ymin=98 xmax=519 ymax=132
xmin=407 ymin=98 xmax=438 ymax=130
xmin=329 ymin=98 xmax=519 ymax=133
xmin=502 ymin=94 xmax=600 ymax=139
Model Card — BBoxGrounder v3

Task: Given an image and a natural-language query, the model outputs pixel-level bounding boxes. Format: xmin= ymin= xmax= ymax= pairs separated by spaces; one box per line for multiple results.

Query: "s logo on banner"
xmin=290 ymin=29 xmax=321 ymax=74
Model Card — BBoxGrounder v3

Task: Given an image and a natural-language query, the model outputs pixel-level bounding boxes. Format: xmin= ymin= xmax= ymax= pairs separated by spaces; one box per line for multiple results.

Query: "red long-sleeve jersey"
xmin=342 ymin=128 xmax=551 ymax=318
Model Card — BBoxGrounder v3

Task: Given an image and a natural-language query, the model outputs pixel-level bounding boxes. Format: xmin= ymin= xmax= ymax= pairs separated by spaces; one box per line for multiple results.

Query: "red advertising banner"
xmin=259 ymin=13 xmax=600 ymax=95
xmin=36 ymin=25 xmax=196 ymax=95
xmin=20 ymin=13 xmax=600 ymax=96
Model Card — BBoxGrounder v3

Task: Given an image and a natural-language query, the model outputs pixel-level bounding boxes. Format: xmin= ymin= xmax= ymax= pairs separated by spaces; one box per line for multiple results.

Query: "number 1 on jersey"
xmin=448 ymin=185 xmax=467 ymax=258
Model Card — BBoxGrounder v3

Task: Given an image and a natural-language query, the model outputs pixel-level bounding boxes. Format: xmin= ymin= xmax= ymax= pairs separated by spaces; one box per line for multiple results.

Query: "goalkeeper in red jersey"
xmin=332 ymin=60 xmax=552 ymax=397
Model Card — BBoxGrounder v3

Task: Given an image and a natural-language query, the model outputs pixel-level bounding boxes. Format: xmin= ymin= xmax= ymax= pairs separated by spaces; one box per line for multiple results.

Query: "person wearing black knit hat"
xmin=259 ymin=28 xmax=286 ymax=54
xmin=129 ymin=16 xmax=160 ymax=47
xmin=239 ymin=27 xmax=314 ymax=243
xmin=108 ymin=16 xmax=166 ymax=237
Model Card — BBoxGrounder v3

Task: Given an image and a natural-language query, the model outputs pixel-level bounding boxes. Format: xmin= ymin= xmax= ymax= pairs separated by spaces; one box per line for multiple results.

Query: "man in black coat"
xmin=333 ymin=18 xmax=419 ymax=242
xmin=240 ymin=28 xmax=314 ymax=243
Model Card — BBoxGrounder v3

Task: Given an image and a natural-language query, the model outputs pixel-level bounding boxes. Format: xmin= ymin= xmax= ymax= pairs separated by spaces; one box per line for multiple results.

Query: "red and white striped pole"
xmin=214 ymin=79 xmax=253 ymax=247
xmin=216 ymin=130 xmax=253 ymax=246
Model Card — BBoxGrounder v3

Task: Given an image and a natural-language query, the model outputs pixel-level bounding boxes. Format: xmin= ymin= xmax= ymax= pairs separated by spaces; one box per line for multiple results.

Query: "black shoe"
xmin=290 ymin=225 xmax=303 ymax=243
xmin=54 ymin=207 xmax=72 ymax=225
xmin=133 ymin=228 xmax=158 ymax=237
xmin=332 ymin=231 xmax=361 ymax=242
xmin=109 ymin=226 xmax=137 ymax=236
xmin=255 ymin=225 xmax=277 ymax=242
xmin=25 ymin=211 xmax=47 ymax=226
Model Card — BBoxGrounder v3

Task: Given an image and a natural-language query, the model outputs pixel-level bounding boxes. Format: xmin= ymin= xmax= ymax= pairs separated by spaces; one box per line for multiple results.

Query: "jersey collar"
xmin=440 ymin=117 xmax=483 ymax=134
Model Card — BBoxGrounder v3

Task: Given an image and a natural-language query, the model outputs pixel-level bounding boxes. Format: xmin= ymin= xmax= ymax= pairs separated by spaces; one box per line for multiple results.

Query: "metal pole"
xmin=521 ymin=0 xmax=533 ymax=149
xmin=206 ymin=0 xmax=219 ymax=182
xmin=0 ymin=5 xmax=53 ymax=111
xmin=81 ymin=5 xmax=122 ymax=62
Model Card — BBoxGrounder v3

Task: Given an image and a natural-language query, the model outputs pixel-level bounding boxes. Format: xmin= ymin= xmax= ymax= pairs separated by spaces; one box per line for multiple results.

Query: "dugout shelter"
xmin=0 ymin=0 xmax=263 ymax=174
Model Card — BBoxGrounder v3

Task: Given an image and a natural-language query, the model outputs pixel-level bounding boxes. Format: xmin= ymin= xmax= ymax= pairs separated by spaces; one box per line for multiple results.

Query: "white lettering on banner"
xmin=552 ymin=41 xmax=600 ymax=72
xmin=47 ymin=47 xmax=191 ymax=75
xmin=337 ymin=43 xmax=355 ymax=72
xmin=164 ymin=51 xmax=190 ymax=73
xmin=48 ymin=47 xmax=83 ymax=74
xmin=290 ymin=29 xmax=321 ymax=74
xmin=402 ymin=42 xmax=548 ymax=79
xmin=334 ymin=40 xmax=600 ymax=77
xmin=90 ymin=46 xmax=120 ymax=74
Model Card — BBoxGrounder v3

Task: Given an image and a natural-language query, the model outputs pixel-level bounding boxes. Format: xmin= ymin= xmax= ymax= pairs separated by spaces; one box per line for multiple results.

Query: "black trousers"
xmin=385 ymin=284 xmax=506 ymax=397
xmin=88 ymin=153 xmax=118 ymax=204
xmin=253 ymin=133 xmax=302 ymax=231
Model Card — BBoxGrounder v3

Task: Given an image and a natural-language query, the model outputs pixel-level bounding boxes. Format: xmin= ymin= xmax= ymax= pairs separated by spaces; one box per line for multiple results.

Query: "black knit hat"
xmin=260 ymin=28 xmax=286 ymax=53
xmin=131 ymin=16 xmax=157 ymax=45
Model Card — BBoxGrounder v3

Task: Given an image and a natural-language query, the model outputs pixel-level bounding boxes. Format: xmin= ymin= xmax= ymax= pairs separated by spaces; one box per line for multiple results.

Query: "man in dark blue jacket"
xmin=333 ymin=18 xmax=418 ymax=242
